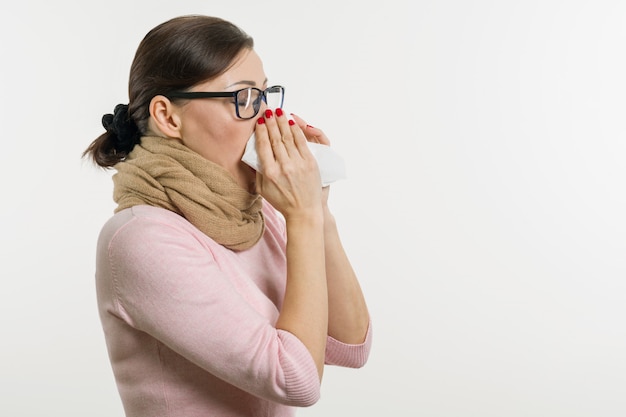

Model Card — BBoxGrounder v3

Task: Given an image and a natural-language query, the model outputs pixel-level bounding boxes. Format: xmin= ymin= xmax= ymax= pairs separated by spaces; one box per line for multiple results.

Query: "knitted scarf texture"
xmin=112 ymin=136 xmax=264 ymax=251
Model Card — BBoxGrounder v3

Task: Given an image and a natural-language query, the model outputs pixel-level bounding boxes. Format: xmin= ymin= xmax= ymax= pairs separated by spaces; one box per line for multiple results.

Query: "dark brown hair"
xmin=83 ymin=15 xmax=254 ymax=168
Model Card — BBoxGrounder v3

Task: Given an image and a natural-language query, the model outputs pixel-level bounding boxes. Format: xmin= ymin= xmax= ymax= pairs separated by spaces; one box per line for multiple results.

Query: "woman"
xmin=83 ymin=14 xmax=372 ymax=417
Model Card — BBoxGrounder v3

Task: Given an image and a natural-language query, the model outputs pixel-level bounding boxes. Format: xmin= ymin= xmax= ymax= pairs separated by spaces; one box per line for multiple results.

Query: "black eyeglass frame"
xmin=164 ymin=85 xmax=285 ymax=120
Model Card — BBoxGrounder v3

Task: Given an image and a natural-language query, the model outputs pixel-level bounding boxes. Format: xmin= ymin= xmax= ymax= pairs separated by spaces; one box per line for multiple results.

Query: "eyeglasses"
xmin=165 ymin=85 xmax=285 ymax=120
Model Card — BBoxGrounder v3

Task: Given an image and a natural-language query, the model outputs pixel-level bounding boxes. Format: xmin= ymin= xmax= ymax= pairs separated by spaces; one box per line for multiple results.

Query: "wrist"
xmin=285 ymin=207 xmax=325 ymax=229
xmin=323 ymin=206 xmax=336 ymax=228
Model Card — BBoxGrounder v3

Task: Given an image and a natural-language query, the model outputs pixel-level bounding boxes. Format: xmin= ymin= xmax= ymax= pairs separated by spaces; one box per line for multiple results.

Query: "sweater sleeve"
xmin=325 ymin=320 xmax=373 ymax=367
xmin=104 ymin=211 xmax=320 ymax=406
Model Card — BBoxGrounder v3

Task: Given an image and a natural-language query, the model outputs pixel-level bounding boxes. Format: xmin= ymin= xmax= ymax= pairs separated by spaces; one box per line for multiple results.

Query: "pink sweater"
xmin=95 ymin=202 xmax=372 ymax=417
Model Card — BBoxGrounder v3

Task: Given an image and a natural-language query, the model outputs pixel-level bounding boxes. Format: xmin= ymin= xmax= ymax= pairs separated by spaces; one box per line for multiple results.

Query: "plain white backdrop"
xmin=1 ymin=1 xmax=625 ymax=416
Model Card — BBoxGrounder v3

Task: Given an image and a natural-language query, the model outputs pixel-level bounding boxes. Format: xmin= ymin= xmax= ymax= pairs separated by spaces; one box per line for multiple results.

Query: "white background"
xmin=1 ymin=1 xmax=625 ymax=416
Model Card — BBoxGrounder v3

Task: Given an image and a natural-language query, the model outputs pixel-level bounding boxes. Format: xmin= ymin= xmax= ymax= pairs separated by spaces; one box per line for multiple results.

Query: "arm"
xmin=322 ymin=201 xmax=370 ymax=345
xmin=255 ymin=110 xmax=329 ymax=379
xmin=290 ymin=114 xmax=371 ymax=346
xmin=102 ymin=210 xmax=321 ymax=406
xmin=278 ymin=211 xmax=328 ymax=379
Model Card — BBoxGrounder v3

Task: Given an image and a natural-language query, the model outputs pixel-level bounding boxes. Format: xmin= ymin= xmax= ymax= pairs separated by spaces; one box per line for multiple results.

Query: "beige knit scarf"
xmin=113 ymin=136 xmax=264 ymax=251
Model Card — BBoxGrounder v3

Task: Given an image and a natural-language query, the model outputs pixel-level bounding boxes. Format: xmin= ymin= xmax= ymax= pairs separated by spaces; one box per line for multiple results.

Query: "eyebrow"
xmin=224 ymin=78 xmax=268 ymax=89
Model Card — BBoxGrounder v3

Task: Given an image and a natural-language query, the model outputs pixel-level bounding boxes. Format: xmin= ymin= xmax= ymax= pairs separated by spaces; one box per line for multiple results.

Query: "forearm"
xmin=275 ymin=211 xmax=328 ymax=379
xmin=323 ymin=209 xmax=370 ymax=344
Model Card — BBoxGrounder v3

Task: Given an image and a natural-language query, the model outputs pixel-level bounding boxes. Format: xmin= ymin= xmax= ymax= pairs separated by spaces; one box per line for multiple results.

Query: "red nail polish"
xmin=275 ymin=108 xmax=283 ymax=117
xmin=306 ymin=124 xmax=314 ymax=129
xmin=288 ymin=119 xmax=295 ymax=126
xmin=257 ymin=117 xmax=265 ymax=125
xmin=264 ymin=109 xmax=273 ymax=118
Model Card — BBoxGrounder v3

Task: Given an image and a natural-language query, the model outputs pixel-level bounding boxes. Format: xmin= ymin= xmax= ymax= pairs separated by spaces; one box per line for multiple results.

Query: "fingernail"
xmin=275 ymin=108 xmax=283 ymax=117
xmin=288 ymin=119 xmax=295 ymax=126
xmin=307 ymin=124 xmax=315 ymax=129
xmin=264 ymin=109 xmax=273 ymax=118
xmin=257 ymin=117 xmax=265 ymax=125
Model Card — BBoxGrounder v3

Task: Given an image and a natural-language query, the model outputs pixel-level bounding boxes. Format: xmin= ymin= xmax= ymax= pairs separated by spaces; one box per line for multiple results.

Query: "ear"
xmin=149 ymin=95 xmax=183 ymax=139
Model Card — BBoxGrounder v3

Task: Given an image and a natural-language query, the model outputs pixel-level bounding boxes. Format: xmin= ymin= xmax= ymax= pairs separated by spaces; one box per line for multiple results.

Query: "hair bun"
xmin=102 ymin=104 xmax=140 ymax=152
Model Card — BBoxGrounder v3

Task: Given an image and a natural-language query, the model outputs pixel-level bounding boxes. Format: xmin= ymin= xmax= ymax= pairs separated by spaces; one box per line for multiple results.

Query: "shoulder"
xmin=97 ymin=202 xmax=285 ymax=260
xmin=97 ymin=205 xmax=217 ymax=260
xmin=100 ymin=205 xmax=198 ymax=238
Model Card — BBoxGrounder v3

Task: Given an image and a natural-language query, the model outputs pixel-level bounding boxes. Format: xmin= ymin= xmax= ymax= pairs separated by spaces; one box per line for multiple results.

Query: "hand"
xmin=254 ymin=109 xmax=323 ymax=220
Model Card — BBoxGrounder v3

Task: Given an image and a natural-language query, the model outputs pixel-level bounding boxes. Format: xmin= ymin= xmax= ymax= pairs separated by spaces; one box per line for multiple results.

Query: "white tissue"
xmin=241 ymin=131 xmax=347 ymax=187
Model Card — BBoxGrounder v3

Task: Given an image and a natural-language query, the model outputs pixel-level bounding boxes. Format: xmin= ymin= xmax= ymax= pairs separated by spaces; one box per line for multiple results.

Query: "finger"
xmin=275 ymin=108 xmax=299 ymax=157
xmin=278 ymin=112 xmax=305 ymax=150
xmin=254 ymin=117 xmax=276 ymax=167
xmin=290 ymin=112 xmax=308 ymax=130
xmin=290 ymin=113 xmax=331 ymax=146
xmin=262 ymin=109 xmax=289 ymax=162
xmin=290 ymin=119 xmax=311 ymax=158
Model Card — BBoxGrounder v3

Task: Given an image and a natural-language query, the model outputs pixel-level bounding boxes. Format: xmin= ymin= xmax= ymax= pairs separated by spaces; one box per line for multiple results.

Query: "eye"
xmin=236 ymin=89 xmax=255 ymax=108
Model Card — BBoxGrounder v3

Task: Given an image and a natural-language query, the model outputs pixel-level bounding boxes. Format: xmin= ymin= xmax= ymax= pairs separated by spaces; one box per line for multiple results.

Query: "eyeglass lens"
xmin=236 ymin=86 xmax=284 ymax=119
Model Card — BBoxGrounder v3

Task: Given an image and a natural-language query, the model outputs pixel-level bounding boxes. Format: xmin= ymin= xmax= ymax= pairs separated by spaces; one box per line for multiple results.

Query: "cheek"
xmin=180 ymin=103 xmax=255 ymax=162
xmin=222 ymin=120 xmax=256 ymax=153
xmin=195 ymin=124 xmax=254 ymax=165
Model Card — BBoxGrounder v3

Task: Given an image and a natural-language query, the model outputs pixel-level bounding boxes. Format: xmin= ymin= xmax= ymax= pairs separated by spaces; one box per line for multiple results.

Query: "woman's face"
xmin=175 ymin=48 xmax=267 ymax=192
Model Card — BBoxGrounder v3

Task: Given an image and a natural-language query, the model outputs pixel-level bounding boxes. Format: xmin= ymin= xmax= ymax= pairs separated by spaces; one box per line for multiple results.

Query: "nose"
xmin=257 ymin=98 xmax=268 ymax=118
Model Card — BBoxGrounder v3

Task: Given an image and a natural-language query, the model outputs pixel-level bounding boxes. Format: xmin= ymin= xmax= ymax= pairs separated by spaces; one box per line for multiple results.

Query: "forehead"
xmin=202 ymin=49 xmax=266 ymax=90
